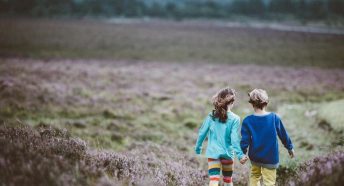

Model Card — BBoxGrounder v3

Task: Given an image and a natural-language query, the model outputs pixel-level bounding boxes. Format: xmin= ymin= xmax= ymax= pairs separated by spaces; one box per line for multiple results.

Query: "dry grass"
xmin=1 ymin=58 xmax=343 ymax=153
xmin=0 ymin=18 xmax=344 ymax=68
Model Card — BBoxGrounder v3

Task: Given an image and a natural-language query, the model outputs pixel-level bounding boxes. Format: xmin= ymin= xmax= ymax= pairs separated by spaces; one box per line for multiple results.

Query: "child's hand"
xmin=239 ymin=155 xmax=248 ymax=164
xmin=288 ymin=149 xmax=295 ymax=158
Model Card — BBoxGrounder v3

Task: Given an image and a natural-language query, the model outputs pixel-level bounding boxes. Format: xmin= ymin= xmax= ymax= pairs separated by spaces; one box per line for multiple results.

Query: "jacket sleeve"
xmin=276 ymin=115 xmax=294 ymax=150
xmin=240 ymin=119 xmax=250 ymax=154
xmin=231 ymin=118 xmax=244 ymax=160
xmin=195 ymin=115 xmax=211 ymax=154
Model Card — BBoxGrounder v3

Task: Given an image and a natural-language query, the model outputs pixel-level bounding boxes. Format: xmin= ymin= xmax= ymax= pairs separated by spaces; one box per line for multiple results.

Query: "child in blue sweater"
xmin=195 ymin=88 xmax=248 ymax=186
xmin=240 ymin=89 xmax=295 ymax=186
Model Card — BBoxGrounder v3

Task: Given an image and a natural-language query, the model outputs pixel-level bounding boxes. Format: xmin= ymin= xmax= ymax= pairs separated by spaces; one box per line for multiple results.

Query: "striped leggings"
xmin=208 ymin=158 xmax=234 ymax=186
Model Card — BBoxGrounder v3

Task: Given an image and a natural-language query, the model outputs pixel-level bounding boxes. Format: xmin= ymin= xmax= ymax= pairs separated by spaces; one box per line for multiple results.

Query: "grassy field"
xmin=1 ymin=18 xmax=344 ymax=68
xmin=0 ymin=18 xmax=344 ymax=186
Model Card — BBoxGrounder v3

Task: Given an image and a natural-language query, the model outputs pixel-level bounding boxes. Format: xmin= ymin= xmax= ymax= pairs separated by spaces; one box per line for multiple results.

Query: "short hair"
xmin=248 ymin=89 xmax=269 ymax=109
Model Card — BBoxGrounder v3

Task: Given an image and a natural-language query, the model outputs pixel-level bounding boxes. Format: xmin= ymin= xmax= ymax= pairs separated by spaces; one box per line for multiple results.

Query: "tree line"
xmin=0 ymin=0 xmax=343 ymax=21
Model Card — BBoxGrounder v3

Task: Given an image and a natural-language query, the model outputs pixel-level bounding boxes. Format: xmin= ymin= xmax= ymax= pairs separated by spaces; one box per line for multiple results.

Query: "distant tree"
xmin=165 ymin=2 xmax=177 ymax=18
xmin=29 ymin=0 xmax=73 ymax=16
xmin=249 ymin=0 xmax=265 ymax=15
xmin=268 ymin=0 xmax=294 ymax=14
xmin=329 ymin=0 xmax=344 ymax=16
xmin=296 ymin=0 xmax=308 ymax=23
xmin=125 ymin=0 xmax=144 ymax=17
xmin=0 ymin=0 xmax=10 ymax=13
xmin=230 ymin=0 xmax=250 ymax=15
xmin=147 ymin=2 xmax=166 ymax=17
xmin=5 ymin=0 xmax=36 ymax=15
xmin=308 ymin=0 xmax=328 ymax=19
xmin=181 ymin=1 xmax=202 ymax=18
xmin=203 ymin=1 xmax=220 ymax=17
xmin=0 ymin=0 xmax=343 ymax=21
xmin=230 ymin=0 xmax=265 ymax=16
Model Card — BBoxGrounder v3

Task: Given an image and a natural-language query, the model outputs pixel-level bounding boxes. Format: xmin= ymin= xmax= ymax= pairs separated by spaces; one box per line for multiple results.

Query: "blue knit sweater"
xmin=240 ymin=112 xmax=293 ymax=168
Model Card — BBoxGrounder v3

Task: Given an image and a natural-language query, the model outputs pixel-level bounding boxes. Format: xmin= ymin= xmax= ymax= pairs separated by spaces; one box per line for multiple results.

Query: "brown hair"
xmin=248 ymin=89 xmax=269 ymax=109
xmin=211 ymin=87 xmax=236 ymax=123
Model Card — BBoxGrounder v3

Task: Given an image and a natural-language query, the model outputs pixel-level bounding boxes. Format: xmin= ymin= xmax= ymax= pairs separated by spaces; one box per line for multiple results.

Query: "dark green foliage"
xmin=1 ymin=0 xmax=344 ymax=21
xmin=318 ymin=119 xmax=333 ymax=131
xmin=299 ymin=141 xmax=314 ymax=150
xmin=230 ymin=0 xmax=265 ymax=16
xmin=329 ymin=0 xmax=344 ymax=16
xmin=70 ymin=121 xmax=87 ymax=128
xmin=103 ymin=109 xmax=118 ymax=119
xmin=110 ymin=131 xmax=124 ymax=143
xmin=277 ymin=163 xmax=298 ymax=185
xmin=184 ymin=119 xmax=198 ymax=130
xmin=269 ymin=0 xmax=295 ymax=14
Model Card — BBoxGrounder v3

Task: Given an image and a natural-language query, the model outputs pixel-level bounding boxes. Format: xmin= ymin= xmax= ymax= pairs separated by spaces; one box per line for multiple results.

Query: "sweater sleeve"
xmin=276 ymin=115 xmax=294 ymax=150
xmin=231 ymin=118 xmax=244 ymax=160
xmin=240 ymin=119 xmax=250 ymax=154
xmin=194 ymin=115 xmax=211 ymax=154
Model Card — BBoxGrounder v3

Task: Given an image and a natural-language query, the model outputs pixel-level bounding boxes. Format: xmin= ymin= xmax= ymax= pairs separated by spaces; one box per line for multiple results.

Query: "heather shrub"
xmin=1 ymin=59 xmax=344 ymax=186
xmin=1 ymin=121 xmax=344 ymax=186
xmin=279 ymin=151 xmax=344 ymax=186
xmin=86 ymin=142 xmax=207 ymax=185
xmin=0 ymin=125 xmax=92 ymax=186
xmin=0 ymin=124 xmax=207 ymax=186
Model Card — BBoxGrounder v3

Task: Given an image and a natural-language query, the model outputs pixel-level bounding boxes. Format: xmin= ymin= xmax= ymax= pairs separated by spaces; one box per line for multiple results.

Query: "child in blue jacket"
xmin=241 ymin=89 xmax=295 ymax=186
xmin=195 ymin=87 xmax=247 ymax=186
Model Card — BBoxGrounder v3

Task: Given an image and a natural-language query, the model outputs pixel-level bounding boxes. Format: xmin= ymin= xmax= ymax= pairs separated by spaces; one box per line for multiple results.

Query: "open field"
xmin=1 ymin=57 xmax=344 ymax=185
xmin=1 ymin=18 xmax=344 ymax=68
xmin=1 ymin=18 xmax=344 ymax=185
